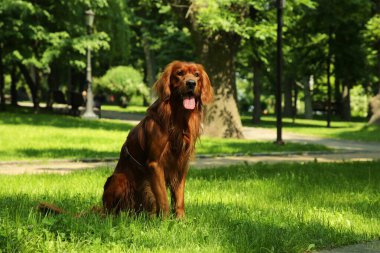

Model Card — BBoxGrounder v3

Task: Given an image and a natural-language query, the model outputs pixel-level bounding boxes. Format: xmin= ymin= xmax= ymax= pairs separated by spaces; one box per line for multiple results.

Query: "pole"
xmin=326 ymin=26 xmax=332 ymax=128
xmin=275 ymin=0 xmax=284 ymax=144
xmin=82 ymin=16 xmax=98 ymax=119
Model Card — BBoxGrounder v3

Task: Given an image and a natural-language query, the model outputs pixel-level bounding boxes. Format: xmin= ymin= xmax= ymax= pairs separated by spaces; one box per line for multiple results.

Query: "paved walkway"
xmin=2 ymin=150 xmax=378 ymax=175
xmin=1 ymin=109 xmax=379 ymax=175
xmin=1 ymin=124 xmax=379 ymax=175
xmin=242 ymin=126 xmax=380 ymax=152
xmin=317 ymin=240 xmax=380 ymax=253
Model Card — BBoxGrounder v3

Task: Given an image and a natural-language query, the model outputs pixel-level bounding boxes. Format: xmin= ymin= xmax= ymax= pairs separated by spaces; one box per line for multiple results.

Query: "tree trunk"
xmin=341 ymin=81 xmax=351 ymax=121
xmin=172 ymin=1 xmax=244 ymax=138
xmin=334 ymin=78 xmax=342 ymax=117
xmin=367 ymin=0 xmax=380 ymax=124
xmin=252 ymin=57 xmax=263 ymax=124
xmin=46 ymin=62 xmax=59 ymax=109
xmin=141 ymin=28 xmax=156 ymax=105
xmin=0 ymin=45 xmax=5 ymax=110
xmin=18 ymin=63 xmax=40 ymax=110
xmin=283 ymin=78 xmax=293 ymax=117
xmin=304 ymin=76 xmax=313 ymax=119
xmin=10 ymin=64 xmax=18 ymax=106
xmin=375 ymin=0 xmax=380 ymax=95
xmin=292 ymin=81 xmax=298 ymax=123
xmin=198 ymin=32 xmax=244 ymax=138
xmin=46 ymin=72 xmax=54 ymax=109
xmin=368 ymin=93 xmax=380 ymax=125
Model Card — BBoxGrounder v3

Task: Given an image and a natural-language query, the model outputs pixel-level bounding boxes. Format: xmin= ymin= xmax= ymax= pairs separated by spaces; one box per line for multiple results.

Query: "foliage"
xmin=365 ymin=14 xmax=380 ymax=42
xmin=0 ymin=0 xmax=110 ymax=69
xmin=0 ymin=0 xmax=379 ymax=122
xmin=1 ymin=162 xmax=380 ymax=252
xmin=94 ymin=66 xmax=149 ymax=106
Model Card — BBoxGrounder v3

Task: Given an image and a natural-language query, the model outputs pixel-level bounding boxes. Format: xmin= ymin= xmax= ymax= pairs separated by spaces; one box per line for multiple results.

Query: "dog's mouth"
xmin=183 ymin=91 xmax=196 ymax=110
xmin=183 ymin=96 xmax=195 ymax=110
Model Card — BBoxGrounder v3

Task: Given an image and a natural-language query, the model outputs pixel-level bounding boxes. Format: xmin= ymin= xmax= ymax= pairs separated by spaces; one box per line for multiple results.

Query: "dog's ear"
xmin=154 ymin=62 xmax=174 ymax=100
xmin=197 ymin=64 xmax=213 ymax=105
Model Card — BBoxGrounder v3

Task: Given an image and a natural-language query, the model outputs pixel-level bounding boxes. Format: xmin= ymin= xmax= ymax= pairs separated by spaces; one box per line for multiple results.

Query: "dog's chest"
xmin=169 ymin=130 xmax=191 ymax=154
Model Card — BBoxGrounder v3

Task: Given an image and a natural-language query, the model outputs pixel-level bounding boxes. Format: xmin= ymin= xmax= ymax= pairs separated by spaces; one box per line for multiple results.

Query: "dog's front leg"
xmin=148 ymin=162 xmax=169 ymax=217
xmin=170 ymin=172 xmax=187 ymax=219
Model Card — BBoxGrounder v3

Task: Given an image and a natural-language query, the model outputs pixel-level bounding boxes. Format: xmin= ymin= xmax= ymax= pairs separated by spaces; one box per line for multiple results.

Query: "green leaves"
xmin=365 ymin=15 xmax=380 ymax=42
xmin=193 ymin=0 xmax=254 ymax=37
xmin=72 ymin=32 xmax=110 ymax=55
xmin=94 ymin=66 xmax=149 ymax=103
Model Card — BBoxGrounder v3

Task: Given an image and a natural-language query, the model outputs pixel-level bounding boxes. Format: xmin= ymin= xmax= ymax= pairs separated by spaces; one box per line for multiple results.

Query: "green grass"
xmin=0 ymin=107 xmax=329 ymax=161
xmin=102 ymin=105 xmax=148 ymax=114
xmin=242 ymin=115 xmax=380 ymax=143
xmin=1 ymin=161 xmax=379 ymax=252
xmin=197 ymin=137 xmax=329 ymax=155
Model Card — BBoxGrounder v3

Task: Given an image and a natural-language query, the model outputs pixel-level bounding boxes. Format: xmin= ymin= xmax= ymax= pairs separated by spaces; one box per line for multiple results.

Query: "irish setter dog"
xmin=102 ymin=61 xmax=213 ymax=218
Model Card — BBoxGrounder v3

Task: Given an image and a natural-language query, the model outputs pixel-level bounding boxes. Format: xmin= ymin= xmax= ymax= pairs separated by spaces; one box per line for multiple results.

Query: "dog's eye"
xmin=177 ymin=70 xmax=184 ymax=76
xmin=194 ymin=72 xmax=200 ymax=77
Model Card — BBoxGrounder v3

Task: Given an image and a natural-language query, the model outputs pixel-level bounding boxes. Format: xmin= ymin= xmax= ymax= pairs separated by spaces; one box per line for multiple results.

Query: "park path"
xmin=1 ymin=111 xmax=379 ymax=175
xmin=317 ymin=240 xmax=380 ymax=253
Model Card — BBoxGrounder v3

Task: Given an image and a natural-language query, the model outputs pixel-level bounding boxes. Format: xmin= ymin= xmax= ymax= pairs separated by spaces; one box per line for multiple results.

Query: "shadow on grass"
xmin=187 ymin=162 xmax=380 ymax=218
xmin=0 ymin=194 xmax=370 ymax=252
xmin=188 ymin=161 xmax=379 ymax=183
xmin=1 ymin=163 xmax=379 ymax=252
xmin=0 ymin=107 xmax=134 ymax=132
xmin=186 ymin=202 xmax=367 ymax=252
xmin=197 ymin=139 xmax=330 ymax=154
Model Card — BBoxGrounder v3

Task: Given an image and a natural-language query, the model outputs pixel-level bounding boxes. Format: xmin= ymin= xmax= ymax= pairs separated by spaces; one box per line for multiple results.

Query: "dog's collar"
xmin=124 ymin=145 xmax=145 ymax=170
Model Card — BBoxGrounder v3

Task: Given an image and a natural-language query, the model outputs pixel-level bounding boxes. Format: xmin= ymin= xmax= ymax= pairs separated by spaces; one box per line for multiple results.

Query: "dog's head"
xmin=154 ymin=61 xmax=213 ymax=110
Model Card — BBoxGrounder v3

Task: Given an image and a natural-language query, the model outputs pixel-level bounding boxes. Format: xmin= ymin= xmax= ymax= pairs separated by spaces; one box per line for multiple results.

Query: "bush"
xmin=94 ymin=66 xmax=149 ymax=107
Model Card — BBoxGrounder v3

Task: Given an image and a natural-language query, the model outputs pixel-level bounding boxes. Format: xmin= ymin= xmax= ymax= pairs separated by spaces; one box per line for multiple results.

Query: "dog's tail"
xmin=37 ymin=202 xmax=105 ymax=218
xmin=37 ymin=202 xmax=66 ymax=215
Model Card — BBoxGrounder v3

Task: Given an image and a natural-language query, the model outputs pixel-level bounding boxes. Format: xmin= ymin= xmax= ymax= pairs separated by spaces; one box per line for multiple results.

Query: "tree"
xmin=170 ymin=0 xmax=262 ymax=138
xmin=0 ymin=0 xmax=110 ymax=110
xmin=126 ymin=0 xmax=195 ymax=105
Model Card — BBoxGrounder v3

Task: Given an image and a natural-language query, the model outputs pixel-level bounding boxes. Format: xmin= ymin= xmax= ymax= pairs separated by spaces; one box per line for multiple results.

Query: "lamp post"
xmin=82 ymin=9 xmax=98 ymax=119
xmin=275 ymin=0 xmax=284 ymax=145
xmin=326 ymin=26 xmax=332 ymax=128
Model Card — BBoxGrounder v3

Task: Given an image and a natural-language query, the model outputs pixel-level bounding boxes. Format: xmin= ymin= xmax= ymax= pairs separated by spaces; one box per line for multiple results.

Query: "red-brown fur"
xmin=102 ymin=61 xmax=213 ymax=218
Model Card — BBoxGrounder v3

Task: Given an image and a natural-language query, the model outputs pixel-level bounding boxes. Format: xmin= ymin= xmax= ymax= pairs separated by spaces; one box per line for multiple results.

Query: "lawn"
xmin=102 ymin=105 xmax=148 ymax=114
xmin=242 ymin=115 xmax=380 ymax=143
xmin=0 ymin=108 xmax=329 ymax=161
xmin=0 ymin=161 xmax=379 ymax=252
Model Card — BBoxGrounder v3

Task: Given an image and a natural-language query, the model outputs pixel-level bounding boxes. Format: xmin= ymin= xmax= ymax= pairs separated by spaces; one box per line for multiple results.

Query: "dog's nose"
xmin=186 ymin=80 xmax=196 ymax=90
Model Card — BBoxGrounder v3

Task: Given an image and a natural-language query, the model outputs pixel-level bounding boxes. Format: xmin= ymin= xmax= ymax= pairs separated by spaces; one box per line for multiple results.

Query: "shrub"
xmin=94 ymin=66 xmax=149 ymax=107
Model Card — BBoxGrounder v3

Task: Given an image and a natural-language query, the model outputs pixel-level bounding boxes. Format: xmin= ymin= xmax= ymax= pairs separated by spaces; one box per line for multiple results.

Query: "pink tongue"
xmin=183 ymin=97 xmax=196 ymax=110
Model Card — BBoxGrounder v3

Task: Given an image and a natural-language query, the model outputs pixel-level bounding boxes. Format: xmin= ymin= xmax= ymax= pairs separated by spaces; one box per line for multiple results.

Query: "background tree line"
xmin=1 ymin=0 xmax=380 ymax=137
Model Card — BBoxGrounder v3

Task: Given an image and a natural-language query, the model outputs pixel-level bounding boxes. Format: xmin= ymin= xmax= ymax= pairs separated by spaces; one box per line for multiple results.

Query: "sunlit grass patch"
xmin=102 ymin=105 xmax=148 ymax=114
xmin=0 ymin=161 xmax=379 ymax=252
xmin=0 ymin=108 xmax=330 ymax=161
